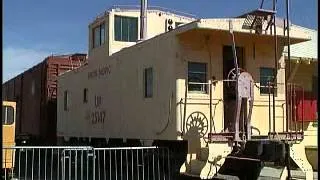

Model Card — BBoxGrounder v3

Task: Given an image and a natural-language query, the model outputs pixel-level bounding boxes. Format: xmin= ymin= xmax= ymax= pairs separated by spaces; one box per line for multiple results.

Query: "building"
xmin=57 ymin=6 xmax=313 ymax=178
xmin=2 ymin=53 xmax=87 ymax=145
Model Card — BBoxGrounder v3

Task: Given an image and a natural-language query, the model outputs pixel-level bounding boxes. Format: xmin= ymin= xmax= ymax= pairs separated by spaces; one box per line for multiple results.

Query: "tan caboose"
xmin=57 ymin=15 xmax=313 ymax=178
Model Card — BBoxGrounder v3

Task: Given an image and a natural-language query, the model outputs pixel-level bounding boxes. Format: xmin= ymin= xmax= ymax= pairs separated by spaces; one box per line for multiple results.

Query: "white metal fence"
xmin=2 ymin=146 xmax=172 ymax=180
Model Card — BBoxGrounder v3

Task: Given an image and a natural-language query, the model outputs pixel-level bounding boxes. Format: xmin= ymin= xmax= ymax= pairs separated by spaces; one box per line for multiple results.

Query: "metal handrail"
xmin=109 ymin=5 xmax=197 ymax=18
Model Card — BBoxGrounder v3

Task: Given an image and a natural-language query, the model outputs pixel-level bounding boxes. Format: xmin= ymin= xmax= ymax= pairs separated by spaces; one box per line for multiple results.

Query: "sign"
xmin=85 ymin=95 xmax=106 ymax=125
xmin=88 ymin=64 xmax=111 ymax=79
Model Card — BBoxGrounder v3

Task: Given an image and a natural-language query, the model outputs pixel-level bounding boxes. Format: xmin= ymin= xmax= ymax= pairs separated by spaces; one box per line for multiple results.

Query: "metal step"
xmin=188 ymin=159 xmax=206 ymax=176
xmin=258 ymin=166 xmax=287 ymax=179
xmin=197 ymin=147 xmax=209 ymax=162
xmin=290 ymin=144 xmax=314 ymax=180
xmin=290 ymin=170 xmax=318 ymax=180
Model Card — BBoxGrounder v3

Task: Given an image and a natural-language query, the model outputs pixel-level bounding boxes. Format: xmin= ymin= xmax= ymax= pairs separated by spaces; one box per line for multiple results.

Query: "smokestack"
xmin=140 ymin=0 xmax=147 ymax=41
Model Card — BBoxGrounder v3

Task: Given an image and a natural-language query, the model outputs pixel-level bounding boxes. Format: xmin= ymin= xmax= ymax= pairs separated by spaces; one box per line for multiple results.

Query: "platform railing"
xmin=259 ymin=81 xmax=305 ymax=141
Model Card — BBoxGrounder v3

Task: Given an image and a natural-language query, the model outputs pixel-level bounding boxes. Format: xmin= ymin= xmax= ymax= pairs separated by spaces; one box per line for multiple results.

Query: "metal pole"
xmin=140 ymin=0 xmax=148 ymax=40
xmin=183 ymin=79 xmax=188 ymax=135
xmin=209 ymin=80 xmax=213 ymax=135
xmin=294 ymin=84 xmax=297 ymax=137
xmin=260 ymin=0 xmax=265 ymax=8
xmin=268 ymin=82 xmax=271 ymax=137
xmin=285 ymin=0 xmax=291 ymax=132
xmin=285 ymin=143 xmax=291 ymax=179
xmin=229 ymin=20 xmax=240 ymax=141
xmin=302 ymin=87 xmax=304 ymax=133
xmin=229 ymin=20 xmax=239 ymax=76
xmin=272 ymin=0 xmax=277 ymax=134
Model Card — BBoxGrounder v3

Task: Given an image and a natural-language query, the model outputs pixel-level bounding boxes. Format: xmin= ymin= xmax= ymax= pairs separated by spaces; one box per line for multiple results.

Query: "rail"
xmin=109 ymin=5 xmax=197 ymax=18
xmin=2 ymin=146 xmax=172 ymax=180
xmin=261 ymin=81 xmax=305 ymax=141
xmin=186 ymin=80 xmax=306 ymax=142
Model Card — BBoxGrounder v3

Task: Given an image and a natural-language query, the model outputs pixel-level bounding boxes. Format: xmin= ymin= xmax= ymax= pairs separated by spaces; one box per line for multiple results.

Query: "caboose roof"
xmin=173 ymin=18 xmax=310 ymax=45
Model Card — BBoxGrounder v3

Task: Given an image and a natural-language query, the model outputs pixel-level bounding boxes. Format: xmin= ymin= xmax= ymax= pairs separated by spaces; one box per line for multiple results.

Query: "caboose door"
xmin=222 ymin=46 xmax=246 ymax=132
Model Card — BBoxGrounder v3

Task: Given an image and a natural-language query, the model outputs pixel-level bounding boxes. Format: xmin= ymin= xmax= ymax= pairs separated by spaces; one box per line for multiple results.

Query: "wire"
xmin=156 ymin=91 xmax=173 ymax=135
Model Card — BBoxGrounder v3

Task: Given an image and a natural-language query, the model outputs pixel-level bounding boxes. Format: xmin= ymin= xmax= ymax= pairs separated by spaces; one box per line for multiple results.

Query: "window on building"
xmin=144 ymin=67 xmax=153 ymax=98
xmin=93 ymin=23 xmax=105 ymax=48
xmin=114 ymin=15 xmax=138 ymax=42
xmin=260 ymin=67 xmax=277 ymax=94
xmin=64 ymin=90 xmax=69 ymax=111
xmin=83 ymin=88 xmax=88 ymax=103
xmin=188 ymin=62 xmax=207 ymax=93
xmin=2 ymin=106 xmax=14 ymax=125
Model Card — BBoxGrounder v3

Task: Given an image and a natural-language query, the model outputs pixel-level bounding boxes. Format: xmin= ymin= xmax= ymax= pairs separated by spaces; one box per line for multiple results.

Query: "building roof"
xmin=93 ymin=5 xmax=197 ymax=22
xmin=283 ymin=26 xmax=317 ymax=60
xmin=3 ymin=53 xmax=87 ymax=84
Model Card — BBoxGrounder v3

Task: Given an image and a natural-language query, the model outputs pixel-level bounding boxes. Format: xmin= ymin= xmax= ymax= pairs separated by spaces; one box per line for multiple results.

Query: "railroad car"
xmin=2 ymin=54 xmax=87 ymax=145
xmin=57 ymin=18 xmax=314 ymax=177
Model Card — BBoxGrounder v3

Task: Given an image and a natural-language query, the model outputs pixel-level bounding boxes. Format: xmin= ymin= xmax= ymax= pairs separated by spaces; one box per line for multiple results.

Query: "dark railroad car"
xmin=2 ymin=53 xmax=87 ymax=145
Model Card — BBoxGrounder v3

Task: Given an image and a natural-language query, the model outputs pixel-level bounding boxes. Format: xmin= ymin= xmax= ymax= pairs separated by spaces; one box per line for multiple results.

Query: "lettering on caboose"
xmin=85 ymin=95 xmax=106 ymax=125
xmin=88 ymin=64 xmax=111 ymax=79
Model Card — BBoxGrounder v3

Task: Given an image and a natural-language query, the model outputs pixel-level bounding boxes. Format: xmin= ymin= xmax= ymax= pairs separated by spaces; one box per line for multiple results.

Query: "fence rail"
xmin=2 ymin=146 xmax=172 ymax=180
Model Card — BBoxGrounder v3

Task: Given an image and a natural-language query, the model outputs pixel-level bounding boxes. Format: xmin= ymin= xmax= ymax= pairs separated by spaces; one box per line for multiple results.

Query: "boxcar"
xmin=2 ymin=54 xmax=87 ymax=145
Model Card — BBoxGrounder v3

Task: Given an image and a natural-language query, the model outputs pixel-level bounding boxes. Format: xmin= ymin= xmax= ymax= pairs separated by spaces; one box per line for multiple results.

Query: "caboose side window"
xmin=114 ymin=15 xmax=138 ymax=42
xmin=144 ymin=67 xmax=153 ymax=98
xmin=64 ymin=90 xmax=69 ymax=111
xmin=2 ymin=106 xmax=14 ymax=125
xmin=93 ymin=22 xmax=105 ymax=48
xmin=260 ymin=67 xmax=277 ymax=94
xmin=188 ymin=62 xmax=207 ymax=93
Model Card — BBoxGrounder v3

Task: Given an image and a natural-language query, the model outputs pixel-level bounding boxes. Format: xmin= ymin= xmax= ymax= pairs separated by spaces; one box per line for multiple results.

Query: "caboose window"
xmin=83 ymin=88 xmax=88 ymax=103
xmin=93 ymin=22 xmax=105 ymax=48
xmin=2 ymin=106 xmax=14 ymax=125
xmin=144 ymin=67 xmax=153 ymax=98
xmin=260 ymin=67 xmax=277 ymax=94
xmin=64 ymin=90 xmax=69 ymax=111
xmin=188 ymin=62 xmax=207 ymax=93
xmin=114 ymin=15 xmax=138 ymax=42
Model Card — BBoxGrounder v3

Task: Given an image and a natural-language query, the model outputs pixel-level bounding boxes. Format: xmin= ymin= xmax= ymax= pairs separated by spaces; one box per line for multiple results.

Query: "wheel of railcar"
xmin=185 ymin=111 xmax=208 ymax=138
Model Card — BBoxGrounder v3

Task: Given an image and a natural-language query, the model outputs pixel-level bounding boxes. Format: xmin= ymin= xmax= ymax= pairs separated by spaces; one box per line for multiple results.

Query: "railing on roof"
xmin=99 ymin=5 xmax=197 ymax=19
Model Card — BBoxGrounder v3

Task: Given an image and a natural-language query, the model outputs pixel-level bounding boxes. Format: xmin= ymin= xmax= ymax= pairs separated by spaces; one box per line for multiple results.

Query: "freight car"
xmin=2 ymin=53 xmax=87 ymax=146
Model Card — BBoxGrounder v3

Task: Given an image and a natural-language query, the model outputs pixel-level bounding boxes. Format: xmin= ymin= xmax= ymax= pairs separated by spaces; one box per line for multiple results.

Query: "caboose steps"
xmin=258 ymin=166 xmax=288 ymax=179
xmin=180 ymin=142 xmax=232 ymax=179
xmin=180 ymin=138 xmax=315 ymax=179
xmin=290 ymin=143 xmax=314 ymax=180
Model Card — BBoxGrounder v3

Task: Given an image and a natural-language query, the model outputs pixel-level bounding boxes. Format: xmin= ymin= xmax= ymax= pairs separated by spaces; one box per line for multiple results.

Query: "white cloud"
xmin=3 ymin=47 xmax=50 ymax=82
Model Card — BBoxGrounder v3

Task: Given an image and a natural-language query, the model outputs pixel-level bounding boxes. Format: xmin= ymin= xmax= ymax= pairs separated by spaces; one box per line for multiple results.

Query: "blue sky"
xmin=3 ymin=0 xmax=318 ymax=82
